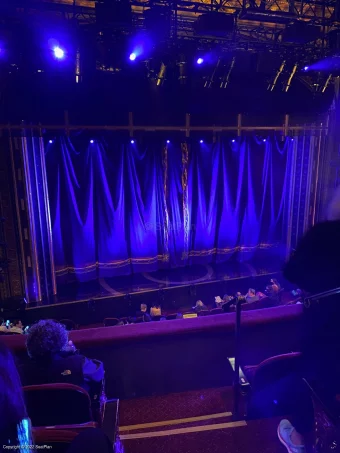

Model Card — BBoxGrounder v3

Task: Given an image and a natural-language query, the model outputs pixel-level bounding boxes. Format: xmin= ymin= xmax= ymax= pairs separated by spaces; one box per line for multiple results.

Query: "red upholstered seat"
xmin=166 ymin=313 xmax=177 ymax=320
xmin=23 ymin=383 xmax=97 ymax=428
xmin=198 ymin=310 xmax=210 ymax=316
xmin=210 ymin=308 xmax=223 ymax=315
xmin=103 ymin=318 xmax=120 ymax=327
xmin=244 ymin=352 xmax=302 ymax=390
xmin=60 ymin=319 xmax=77 ymax=331
xmin=151 ymin=315 xmax=162 ymax=321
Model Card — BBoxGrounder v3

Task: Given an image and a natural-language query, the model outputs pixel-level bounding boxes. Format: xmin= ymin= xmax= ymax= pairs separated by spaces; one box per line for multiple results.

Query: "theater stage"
xmin=25 ymin=259 xmax=289 ymax=327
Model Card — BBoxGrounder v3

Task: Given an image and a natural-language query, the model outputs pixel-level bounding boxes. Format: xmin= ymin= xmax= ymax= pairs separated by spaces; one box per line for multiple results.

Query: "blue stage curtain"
xmin=45 ymin=135 xmax=292 ymax=282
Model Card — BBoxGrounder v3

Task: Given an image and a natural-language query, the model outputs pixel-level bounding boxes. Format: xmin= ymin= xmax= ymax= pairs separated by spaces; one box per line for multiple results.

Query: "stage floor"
xmin=55 ymin=259 xmax=282 ymax=305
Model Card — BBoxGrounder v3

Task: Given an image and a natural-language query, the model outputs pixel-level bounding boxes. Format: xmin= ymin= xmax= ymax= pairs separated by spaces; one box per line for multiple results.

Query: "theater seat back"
xmin=24 ymin=383 xmax=94 ymax=427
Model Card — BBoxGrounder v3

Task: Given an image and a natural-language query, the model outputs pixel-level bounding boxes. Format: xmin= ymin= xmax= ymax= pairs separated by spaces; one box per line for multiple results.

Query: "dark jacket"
xmin=20 ymin=352 xmax=104 ymax=398
xmin=284 ymin=220 xmax=340 ymax=294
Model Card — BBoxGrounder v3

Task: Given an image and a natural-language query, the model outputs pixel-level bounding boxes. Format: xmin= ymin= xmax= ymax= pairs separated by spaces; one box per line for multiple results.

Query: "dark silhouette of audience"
xmin=9 ymin=319 xmax=24 ymax=335
xmin=20 ymin=320 xmax=104 ymax=401
xmin=136 ymin=304 xmax=152 ymax=322
xmin=0 ymin=343 xmax=33 ymax=450
xmin=193 ymin=300 xmax=208 ymax=313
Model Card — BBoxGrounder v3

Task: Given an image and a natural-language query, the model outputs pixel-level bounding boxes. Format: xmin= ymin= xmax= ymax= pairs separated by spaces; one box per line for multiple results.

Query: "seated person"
xmin=266 ymin=278 xmax=281 ymax=298
xmin=223 ymin=294 xmax=233 ymax=304
xmin=222 ymin=293 xmax=246 ymax=312
xmin=0 ymin=344 xmax=33 ymax=450
xmin=214 ymin=296 xmax=223 ymax=308
xmin=20 ymin=320 xmax=104 ymax=401
xmin=256 ymin=291 xmax=266 ymax=299
xmin=0 ymin=318 xmax=8 ymax=333
xmin=245 ymin=288 xmax=259 ymax=303
xmin=9 ymin=319 xmax=24 ymax=335
xmin=150 ymin=304 xmax=162 ymax=317
xmin=193 ymin=300 xmax=208 ymax=313
xmin=136 ymin=304 xmax=152 ymax=322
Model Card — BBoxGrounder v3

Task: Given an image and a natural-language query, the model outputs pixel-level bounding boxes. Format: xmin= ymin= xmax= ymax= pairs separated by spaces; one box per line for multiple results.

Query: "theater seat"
xmin=60 ymin=319 xmax=77 ymax=331
xmin=33 ymin=428 xmax=79 ymax=452
xmin=103 ymin=318 xmax=120 ymax=327
xmin=210 ymin=308 xmax=223 ymax=315
xmin=198 ymin=310 xmax=210 ymax=316
xmin=244 ymin=352 xmax=302 ymax=390
xmin=166 ymin=313 xmax=177 ymax=320
xmin=23 ymin=383 xmax=97 ymax=428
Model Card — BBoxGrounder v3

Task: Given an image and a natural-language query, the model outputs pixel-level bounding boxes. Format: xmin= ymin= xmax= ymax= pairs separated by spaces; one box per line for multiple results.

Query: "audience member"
xmin=150 ymin=304 xmax=162 ymax=317
xmin=136 ymin=304 xmax=152 ymax=322
xmin=245 ymin=288 xmax=259 ymax=303
xmin=223 ymin=294 xmax=232 ymax=304
xmin=193 ymin=300 xmax=208 ymax=313
xmin=266 ymin=278 xmax=281 ymax=298
xmin=0 ymin=343 xmax=33 ymax=450
xmin=214 ymin=296 xmax=223 ymax=308
xmin=256 ymin=291 xmax=266 ymax=299
xmin=9 ymin=319 xmax=24 ymax=335
xmin=20 ymin=320 xmax=104 ymax=401
xmin=0 ymin=318 xmax=8 ymax=333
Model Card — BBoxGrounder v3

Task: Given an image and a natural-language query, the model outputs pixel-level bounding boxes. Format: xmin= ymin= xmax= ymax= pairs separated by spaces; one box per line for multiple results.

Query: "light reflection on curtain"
xmin=46 ymin=135 xmax=292 ymax=282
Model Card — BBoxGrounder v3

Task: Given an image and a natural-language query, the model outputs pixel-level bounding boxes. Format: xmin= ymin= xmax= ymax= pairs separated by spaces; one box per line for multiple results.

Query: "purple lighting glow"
xmin=200 ymin=140 xmax=204 ymax=144
xmin=263 ymin=139 xmax=267 ymax=142
xmin=53 ymin=46 xmax=65 ymax=60
xmin=129 ymin=53 xmax=137 ymax=61
xmin=90 ymin=140 xmax=94 ymax=144
xmin=303 ymin=66 xmax=309 ymax=71
xmin=166 ymin=140 xmax=170 ymax=144
xmin=232 ymin=139 xmax=236 ymax=143
xmin=49 ymin=140 xmax=53 ymax=144
xmin=197 ymin=58 xmax=204 ymax=65
xmin=131 ymin=139 xmax=135 ymax=144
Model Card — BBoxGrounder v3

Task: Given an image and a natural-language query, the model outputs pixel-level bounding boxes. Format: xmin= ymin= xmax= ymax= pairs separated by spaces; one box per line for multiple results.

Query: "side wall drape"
xmin=45 ymin=136 xmax=294 ymax=282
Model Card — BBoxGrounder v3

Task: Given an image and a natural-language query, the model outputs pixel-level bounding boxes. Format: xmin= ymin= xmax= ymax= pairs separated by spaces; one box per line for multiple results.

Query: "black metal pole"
xmin=233 ymin=298 xmax=242 ymax=420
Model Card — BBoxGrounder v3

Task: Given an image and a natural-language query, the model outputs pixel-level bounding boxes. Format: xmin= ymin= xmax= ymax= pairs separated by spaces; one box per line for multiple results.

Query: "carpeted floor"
xmin=119 ymin=387 xmax=287 ymax=453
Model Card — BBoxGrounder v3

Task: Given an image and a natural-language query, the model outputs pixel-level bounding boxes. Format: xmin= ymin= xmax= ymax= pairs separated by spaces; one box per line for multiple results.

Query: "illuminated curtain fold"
xmin=45 ymin=135 xmax=292 ymax=282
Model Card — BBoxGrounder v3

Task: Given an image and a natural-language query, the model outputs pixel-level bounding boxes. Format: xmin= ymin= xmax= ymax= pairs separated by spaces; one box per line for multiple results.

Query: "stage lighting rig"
xmin=283 ymin=63 xmax=298 ymax=92
xmin=220 ymin=57 xmax=235 ymax=89
xmin=156 ymin=62 xmax=167 ymax=86
xmin=268 ymin=60 xmax=286 ymax=91
xmin=178 ymin=53 xmax=187 ymax=85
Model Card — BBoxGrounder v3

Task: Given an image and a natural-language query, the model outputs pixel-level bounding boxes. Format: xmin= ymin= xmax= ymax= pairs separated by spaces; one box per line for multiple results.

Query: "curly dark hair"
xmin=26 ymin=320 xmax=68 ymax=360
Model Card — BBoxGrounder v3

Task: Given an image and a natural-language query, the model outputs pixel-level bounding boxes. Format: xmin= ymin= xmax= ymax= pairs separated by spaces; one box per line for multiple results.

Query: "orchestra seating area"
xmin=3 ymin=305 xmax=303 ymax=400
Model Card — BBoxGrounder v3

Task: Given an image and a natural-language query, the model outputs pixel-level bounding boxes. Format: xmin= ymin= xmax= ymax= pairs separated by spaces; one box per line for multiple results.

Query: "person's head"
xmin=223 ymin=294 xmax=230 ymax=303
xmin=26 ymin=320 xmax=68 ymax=361
xmin=248 ymin=288 xmax=256 ymax=297
xmin=235 ymin=292 xmax=242 ymax=298
xmin=0 ymin=344 xmax=27 ymax=437
xmin=13 ymin=320 xmax=23 ymax=329
xmin=270 ymin=278 xmax=279 ymax=287
xmin=140 ymin=304 xmax=147 ymax=313
xmin=195 ymin=300 xmax=204 ymax=307
xmin=0 ymin=318 xmax=4 ymax=326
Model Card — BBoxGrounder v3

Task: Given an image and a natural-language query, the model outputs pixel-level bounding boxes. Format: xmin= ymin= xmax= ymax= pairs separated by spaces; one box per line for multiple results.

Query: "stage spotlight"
xmin=129 ymin=52 xmax=137 ymax=61
xmin=232 ymin=139 xmax=236 ymax=143
xmin=166 ymin=140 xmax=170 ymax=143
xmin=303 ymin=66 xmax=309 ymax=71
xmin=49 ymin=140 xmax=53 ymax=144
xmin=197 ymin=57 xmax=204 ymax=65
xmin=53 ymin=46 xmax=65 ymax=60
xmin=90 ymin=140 xmax=94 ymax=144
xmin=130 ymin=139 xmax=135 ymax=144
xmin=263 ymin=139 xmax=267 ymax=142
xmin=200 ymin=140 xmax=204 ymax=144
